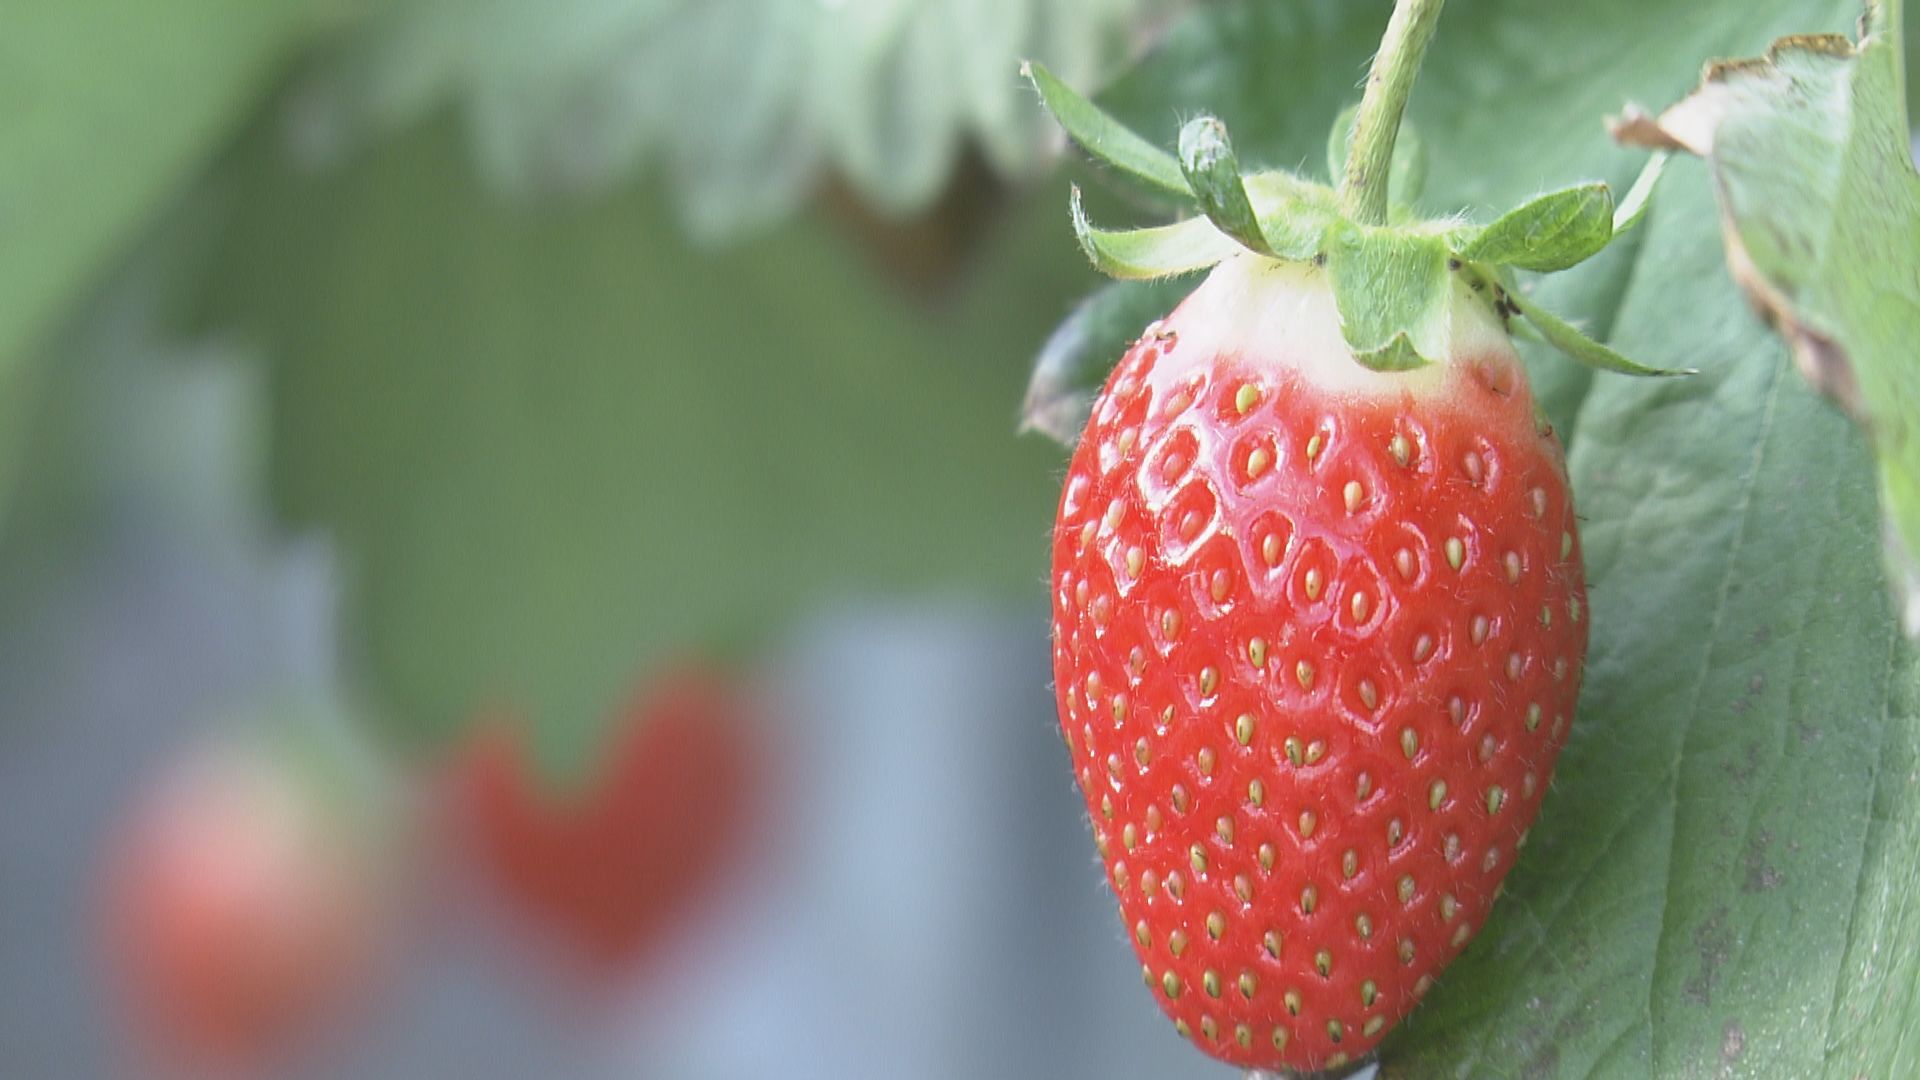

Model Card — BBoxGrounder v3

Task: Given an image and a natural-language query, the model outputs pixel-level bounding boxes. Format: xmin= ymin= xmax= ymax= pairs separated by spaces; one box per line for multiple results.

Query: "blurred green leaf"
xmin=0 ymin=0 xmax=316 ymax=397
xmin=1020 ymin=277 xmax=1188 ymax=444
xmin=300 ymin=0 xmax=1189 ymax=240
xmin=0 ymin=0 xmax=316 ymax=539
xmin=199 ymin=121 xmax=1083 ymax=781
xmin=1037 ymin=0 xmax=1919 ymax=1074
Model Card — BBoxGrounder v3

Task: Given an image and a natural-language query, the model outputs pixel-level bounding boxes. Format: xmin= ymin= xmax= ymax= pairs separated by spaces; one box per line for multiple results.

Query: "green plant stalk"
xmin=1338 ymin=0 xmax=1448 ymax=225
xmin=1878 ymin=0 xmax=1904 ymax=103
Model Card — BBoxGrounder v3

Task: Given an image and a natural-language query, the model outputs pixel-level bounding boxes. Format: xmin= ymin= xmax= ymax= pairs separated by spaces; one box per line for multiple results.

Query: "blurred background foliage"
xmin=196 ymin=117 xmax=1075 ymax=772
xmin=9 ymin=0 xmax=1198 ymax=777
xmin=299 ymin=0 xmax=1190 ymax=234
xmin=8 ymin=0 xmax=1920 ymax=1077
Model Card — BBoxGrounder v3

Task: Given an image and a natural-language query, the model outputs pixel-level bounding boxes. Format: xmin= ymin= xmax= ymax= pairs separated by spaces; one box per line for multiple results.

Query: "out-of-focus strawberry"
xmin=445 ymin=667 xmax=755 ymax=977
xmin=102 ymin=735 xmax=388 ymax=1072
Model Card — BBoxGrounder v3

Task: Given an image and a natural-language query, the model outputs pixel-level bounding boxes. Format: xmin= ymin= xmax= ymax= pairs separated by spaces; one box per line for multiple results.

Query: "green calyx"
xmin=1023 ymin=55 xmax=1690 ymax=377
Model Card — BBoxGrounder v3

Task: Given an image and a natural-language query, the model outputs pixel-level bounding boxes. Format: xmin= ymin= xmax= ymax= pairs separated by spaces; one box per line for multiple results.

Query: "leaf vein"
xmin=1816 ymin=614 xmax=1903 ymax=1060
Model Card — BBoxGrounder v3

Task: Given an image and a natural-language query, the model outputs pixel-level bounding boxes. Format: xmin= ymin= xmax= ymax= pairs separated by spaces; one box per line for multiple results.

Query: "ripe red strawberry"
xmin=446 ymin=666 xmax=755 ymax=977
xmin=1028 ymin=2 xmax=1678 ymax=1068
xmin=1049 ymin=253 xmax=1586 ymax=1072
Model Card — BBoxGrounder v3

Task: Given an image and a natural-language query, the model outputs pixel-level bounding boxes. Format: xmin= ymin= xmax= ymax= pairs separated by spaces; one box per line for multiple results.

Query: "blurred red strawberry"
xmin=446 ymin=667 xmax=756 ymax=976
xmin=101 ymin=736 xmax=388 ymax=1073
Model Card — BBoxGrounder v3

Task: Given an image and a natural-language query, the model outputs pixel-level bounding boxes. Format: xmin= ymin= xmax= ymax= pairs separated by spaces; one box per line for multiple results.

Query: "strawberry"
xmin=1050 ymin=254 xmax=1584 ymax=1071
xmin=1028 ymin=1 xmax=1681 ymax=1071
xmin=102 ymin=732 xmax=390 ymax=1072
xmin=445 ymin=666 xmax=755 ymax=978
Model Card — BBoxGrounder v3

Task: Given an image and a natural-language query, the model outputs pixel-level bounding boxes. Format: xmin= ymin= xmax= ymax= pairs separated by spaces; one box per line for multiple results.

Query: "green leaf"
xmin=1324 ymin=221 xmax=1449 ymax=369
xmin=1458 ymin=182 xmax=1617 ymax=271
xmin=0 ymin=0 xmax=317 ymax=519
xmin=1614 ymin=2 xmax=1920 ymax=639
xmin=1028 ymin=61 xmax=1190 ymax=197
xmin=1392 ymin=156 xmax=1920 ymax=1080
xmin=1509 ymin=288 xmax=1696 ymax=377
xmin=195 ymin=120 xmax=1077 ymax=782
xmin=1021 ymin=278 xmax=1191 ymax=445
xmin=0 ymin=1 xmax=314 ymax=365
xmin=1326 ymin=101 xmax=1429 ymax=206
xmin=1175 ymin=116 xmax=1273 ymax=255
xmin=1068 ymin=187 xmax=1240 ymax=279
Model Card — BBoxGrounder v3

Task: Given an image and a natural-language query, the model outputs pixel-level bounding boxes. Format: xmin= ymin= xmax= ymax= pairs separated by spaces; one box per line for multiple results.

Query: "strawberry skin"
xmin=1049 ymin=256 xmax=1587 ymax=1072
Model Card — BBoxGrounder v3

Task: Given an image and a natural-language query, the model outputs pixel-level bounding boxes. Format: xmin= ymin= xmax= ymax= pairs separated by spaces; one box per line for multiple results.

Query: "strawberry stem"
xmin=1338 ymin=0 xmax=1448 ymax=226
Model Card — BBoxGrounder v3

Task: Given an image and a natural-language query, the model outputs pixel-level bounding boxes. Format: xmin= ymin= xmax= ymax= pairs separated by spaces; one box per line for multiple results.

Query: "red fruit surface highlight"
xmin=1049 ymin=257 xmax=1587 ymax=1072
xmin=448 ymin=668 xmax=754 ymax=976
xmin=102 ymin=742 xmax=382 ymax=1071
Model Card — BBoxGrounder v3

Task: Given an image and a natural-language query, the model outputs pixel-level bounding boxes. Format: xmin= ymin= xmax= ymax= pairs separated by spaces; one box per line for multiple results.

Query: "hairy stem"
xmin=1338 ymin=0 xmax=1448 ymax=225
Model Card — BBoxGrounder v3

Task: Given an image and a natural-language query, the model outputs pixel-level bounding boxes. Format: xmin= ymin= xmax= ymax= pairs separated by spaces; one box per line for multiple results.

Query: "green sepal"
xmin=1508 ymin=288 xmax=1696 ymax=376
xmin=1245 ymin=172 xmax=1341 ymax=261
xmin=1457 ymin=182 xmax=1616 ymax=271
xmin=1327 ymin=102 xmax=1428 ymax=206
xmin=1326 ymin=221 xmax=1450 ymax=371
xmin=1177 ymin=116 xmax=1275 ymax=256
xmin=1612 ymin=151 xmax=1669 ymax=234
xmin=1024 ymin=61 xmax=1189 ymax=197
xmin=1352 ymin=331 xmax=1433 ymax=372
xmin=1068 ymin=186 xmax=1239 ymax=279
xmin=1507 ymin=311 xmax=1548 ymax=345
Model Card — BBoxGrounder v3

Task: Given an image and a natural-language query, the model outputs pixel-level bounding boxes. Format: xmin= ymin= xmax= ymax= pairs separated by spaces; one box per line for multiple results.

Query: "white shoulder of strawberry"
xmin=1153 ymin=255 xmax=1517 ymax=400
